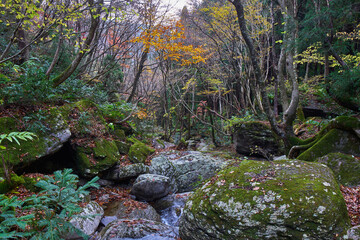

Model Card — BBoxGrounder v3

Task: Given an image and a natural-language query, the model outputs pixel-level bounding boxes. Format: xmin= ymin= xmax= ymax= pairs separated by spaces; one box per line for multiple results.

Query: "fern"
xmin=0 ymin=169 xmax=99 ymax=239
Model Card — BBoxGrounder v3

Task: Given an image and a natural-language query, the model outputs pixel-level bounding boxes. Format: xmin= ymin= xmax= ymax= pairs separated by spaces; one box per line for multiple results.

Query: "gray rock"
xmin=104 ymin=199 xmax=161 ymax=222
xmin=346 ymin=225 xmax=360 ymax=240
xmin=152 ymin=138 xmax=176 ymax=149
xmin=316 ymin=153 xmax=360 ymax=186
xmin=101 ymin=216 xmax=118 ymax=226
xmin=179 ymin=159 xmax=350 ymax=240
xmin=151 ymin=152 xmax=228 ymax=193
xmin=233 ymin=121 xmax=284 ymax=158
xmin=98 ymin=219 xmax=177 ymax=240
xmin=172 ymin=153 xmax=227 ymax=192
xmin=105 ymin=163 xmax=150 ymax=181
xmin=131 ymin=174 xmax=172 ymax=201
xmin=150 ymin=155 xmax=178 ymax=192
xmin=68 ymin=201 xmax=104 ymax=238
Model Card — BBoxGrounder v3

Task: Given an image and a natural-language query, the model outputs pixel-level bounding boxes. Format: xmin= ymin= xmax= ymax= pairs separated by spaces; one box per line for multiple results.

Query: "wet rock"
xmin=131 ymin=174 xmax=172 ymax=201
xmin=105 ymin=163 xmax=150 ymax=181
xmin=98 ymin=219 xmax=177 ymax=240
xmin=179 ymin=159 xmax=350 ymax=240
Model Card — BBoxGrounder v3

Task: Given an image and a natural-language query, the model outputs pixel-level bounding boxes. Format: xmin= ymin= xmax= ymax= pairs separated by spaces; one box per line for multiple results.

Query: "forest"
xmin=0 ymin=0 xmax=359 ymax=239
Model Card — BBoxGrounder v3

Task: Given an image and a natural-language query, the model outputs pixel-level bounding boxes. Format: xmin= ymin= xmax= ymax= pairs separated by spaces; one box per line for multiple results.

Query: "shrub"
xmin=0 ymin=169 xmax=99 ymax=239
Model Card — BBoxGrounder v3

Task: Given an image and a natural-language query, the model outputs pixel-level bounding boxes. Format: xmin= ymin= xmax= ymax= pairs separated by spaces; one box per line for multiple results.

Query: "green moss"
xmin=0 ymin=173 xmax=26 ymax=194
xmin=74 ymin=99 xmax=98 ymax=111
xmin=298 ymin=129 xmax=360 ymax=161
xmin=0 ymin=117 xmax=18 ymax=133
xmin=115 ymin=141 xmax=131 ymax=154
xmin=316 ymin=153 xmax=360 ymax=186
xmin=128 ymin=142 xmax=155 ymax=164
xmin=75 ymin=139 xmax=120 ymax=177
xmin=113 ymin=129 xmax=126 ymax=140
xmin=296 ymin=106 xmax=306 ymax=122
xmin=184 ymin=160 xmax=350 ymax=239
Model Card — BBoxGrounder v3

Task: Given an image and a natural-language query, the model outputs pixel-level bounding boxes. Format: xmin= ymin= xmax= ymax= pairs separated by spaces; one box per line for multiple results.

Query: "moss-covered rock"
xmin=0 ymin=111 xmax=71 ymax=176
xmin=316 ymin=153 xmax=360 ymax=186
xmin=128 ymin=141 xmax=155 ymax=164
xmin=297 ymin=129 xmax=360 ymax=161
xmin=233 ymin=121 xmax=284 ymax=159
xmin=74 ymin=139 xmax=119 ymax=178
xmin=179 ymin=159 xmax=350 ymax=240
xmin=115 ymin=141 xmax=131 ymax=155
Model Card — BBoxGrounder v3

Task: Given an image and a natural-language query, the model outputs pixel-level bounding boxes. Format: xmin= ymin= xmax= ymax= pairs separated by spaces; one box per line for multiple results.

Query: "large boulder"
xmin=0 ymin=112 xmax=71 ymax=175
xmin=67 ymin=201 xmax=104 ymax=239
xmin=104 ymin=199 xmax=161 ymax=222
xmin=233 ymin=121 xmax=284 ymax=159
xmin=104 ymin=163 xmax=150 ymax=181
xmin=74 ymin=139 xmax=120 ymax=178
xmin=179 ymin=159 xmax=350 ymax=240
xmin=98 ymin=219 xmax=177 ymax=240
xmin=172 ymin=153 xmax=227 ymax=192
xmin=150 ymin=152 xmax=228 ymax=193
xmin=131 ymin=174 xmax=172 ymax=201
xmin=316 ymin=153 xmax=360 ymax=186
xmin=298 ymin=129 xmax=360 ymax=161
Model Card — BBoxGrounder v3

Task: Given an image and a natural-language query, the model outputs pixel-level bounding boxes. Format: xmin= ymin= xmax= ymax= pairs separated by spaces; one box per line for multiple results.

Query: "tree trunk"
xmin=52 ymin=0 xmax=101 ymax=87
xmin=127 ymin=47 xmax=149 ymax=103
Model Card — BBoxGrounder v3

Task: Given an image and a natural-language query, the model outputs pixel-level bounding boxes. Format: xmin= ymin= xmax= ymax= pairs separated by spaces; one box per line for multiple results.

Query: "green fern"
xmin=0 ymin=169 xmax=99 ymax=239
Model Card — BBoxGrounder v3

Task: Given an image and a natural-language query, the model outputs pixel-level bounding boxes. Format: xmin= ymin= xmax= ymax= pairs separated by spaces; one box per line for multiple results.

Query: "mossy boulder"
xmin=115 ymin=141 xmax=131 ymax=155
xmin=297 ymin=129 xmax=360 ymax=161
xmin=0 ymin=112 xmax=71 ymax=176
xmin=179 ymin=159 xmax=350 ymax=240
xmin=128 ymin=141 xmax=155 ymax=164
xmin=316 ymin=153 xmax=360 ymax=186
xmin=233 ymin=121 xmax=284 ymax=159
xmin=74 ymin=139 xmax=120 ymax=178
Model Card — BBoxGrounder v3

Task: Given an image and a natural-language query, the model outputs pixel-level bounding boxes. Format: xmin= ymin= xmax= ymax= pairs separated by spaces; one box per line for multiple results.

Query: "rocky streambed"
xmin=69 ymin=149 xmax=360 ymax=240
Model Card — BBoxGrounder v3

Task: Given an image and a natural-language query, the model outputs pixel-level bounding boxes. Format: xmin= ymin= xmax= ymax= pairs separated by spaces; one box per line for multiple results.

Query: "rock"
xmin=233 ymin=121 xmax=284 ymax=159
xmin=151 ymin=152 xmax=228 ymax=193
xmin=131 ymin=174 xmax=172 ymax=201
xmin=98 ymin=219 xmax=177 ymax=240
xmin=298 ymin=129 xmax=360 ymax=161
xmin=195 ymin=139 xmax=215 ymax=152
xmin=67 ymin=201 xmax=104 ymax=239
xmin=346 ymin=225 xmax=360 ymax=240
xmin=152 ymin=138 xmax=176 ymax=149
xmin=172 ymin=153 xmax=228 ymax=192
xmin=115 ymin=141 xmax=131 ymax=154
xmin=179 ymin=159 xmax=350 ymax=240
xmin=150 ymin=155 xmax=178 ymax=192
xmin=104 ymin=199 xmax=161 ymax=222
xmin=95 ymin=179 xmax=114 ymax=187
xmin=100 ymin=216 xmax=117 ymax=226
xmin=128 ymin=141 xmax=155 ymax=164
xmin=0 ymin=112 xmax=71 ymax=175
xmin=105 ymin=163 xmax=150 ymax=181
xmin=316 ymin=153 xmax=360 ymax=186
xmin=74 ymin=139 xmax=120 ymax=178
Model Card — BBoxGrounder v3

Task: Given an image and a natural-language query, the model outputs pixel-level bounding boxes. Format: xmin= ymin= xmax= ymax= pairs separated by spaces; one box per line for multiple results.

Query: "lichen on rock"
xmin=179 ymin=159 xmax=350 ymax=240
